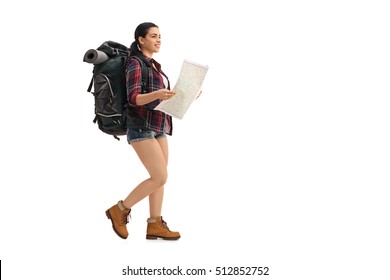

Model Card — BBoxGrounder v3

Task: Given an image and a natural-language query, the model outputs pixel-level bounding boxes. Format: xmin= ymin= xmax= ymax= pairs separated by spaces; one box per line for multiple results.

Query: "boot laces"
xmin=121 ymin=212 xmax=131 ymax=224
xmin=161 ymin=218 xmax=170 ymax=231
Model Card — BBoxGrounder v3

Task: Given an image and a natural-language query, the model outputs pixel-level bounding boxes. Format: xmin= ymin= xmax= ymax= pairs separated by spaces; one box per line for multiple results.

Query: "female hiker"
xmin=105 ymin=22 xmax=180 ymax=240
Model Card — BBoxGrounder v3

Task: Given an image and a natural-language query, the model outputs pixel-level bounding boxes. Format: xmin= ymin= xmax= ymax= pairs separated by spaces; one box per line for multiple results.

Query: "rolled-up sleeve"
xmin=126 ymin=58 xmax=143 ymax=106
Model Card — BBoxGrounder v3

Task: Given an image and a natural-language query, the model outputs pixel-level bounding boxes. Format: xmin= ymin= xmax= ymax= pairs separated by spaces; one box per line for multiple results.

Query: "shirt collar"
xmin=142 ymin=54 xmax=161 ymax=70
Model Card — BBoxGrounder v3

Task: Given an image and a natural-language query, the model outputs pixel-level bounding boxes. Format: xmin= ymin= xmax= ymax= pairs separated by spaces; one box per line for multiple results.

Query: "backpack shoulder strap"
xmin=132 ymin=56 xmax=150 ymax=93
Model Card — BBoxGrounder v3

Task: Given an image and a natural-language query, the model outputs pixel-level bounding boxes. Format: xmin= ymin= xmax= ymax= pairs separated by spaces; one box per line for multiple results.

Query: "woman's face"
xmin=139 ymin=27 xmax=161 ymax=55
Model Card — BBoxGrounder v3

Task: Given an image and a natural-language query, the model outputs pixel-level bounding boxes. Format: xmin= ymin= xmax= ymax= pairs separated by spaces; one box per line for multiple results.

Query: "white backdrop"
xmin=1 ymin=0 xmax=390 ymax=279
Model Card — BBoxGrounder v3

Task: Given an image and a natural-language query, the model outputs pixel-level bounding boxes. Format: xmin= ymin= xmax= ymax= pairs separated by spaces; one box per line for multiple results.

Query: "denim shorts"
xmin=127 ymin=128 xmax=166 ymax=144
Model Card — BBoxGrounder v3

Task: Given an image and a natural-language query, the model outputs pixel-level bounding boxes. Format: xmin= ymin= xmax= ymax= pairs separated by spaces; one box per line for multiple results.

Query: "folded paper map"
xmin=155 ymin=60 xmax=209 ymax=119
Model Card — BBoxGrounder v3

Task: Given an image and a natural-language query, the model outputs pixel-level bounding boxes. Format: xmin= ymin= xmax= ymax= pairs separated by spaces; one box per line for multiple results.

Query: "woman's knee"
xmin=150 ymin=170 xmax=168 ymax=186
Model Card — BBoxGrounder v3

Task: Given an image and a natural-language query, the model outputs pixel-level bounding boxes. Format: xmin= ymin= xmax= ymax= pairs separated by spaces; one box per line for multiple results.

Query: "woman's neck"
xmin=142 ymin=50 xmax=153 ymax=58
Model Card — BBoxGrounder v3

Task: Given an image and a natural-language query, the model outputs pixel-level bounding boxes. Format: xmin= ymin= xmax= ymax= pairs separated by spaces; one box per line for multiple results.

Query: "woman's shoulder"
xmin=127 ymin=55 xmax=141 ymax=64
xmin=126 ymin=55 xmax=144 ymax=72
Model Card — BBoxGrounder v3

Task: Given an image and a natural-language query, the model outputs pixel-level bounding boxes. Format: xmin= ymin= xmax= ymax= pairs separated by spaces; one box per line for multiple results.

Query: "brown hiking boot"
xmin=105 ymin=201 xmax=131 ymax=239
xmin=146 ymin=216 xmax=180 ymax=240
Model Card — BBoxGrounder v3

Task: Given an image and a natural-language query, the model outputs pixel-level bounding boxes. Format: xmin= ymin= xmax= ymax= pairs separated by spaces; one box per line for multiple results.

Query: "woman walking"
xmin=105 ymin=22 xmax=180 ymax=241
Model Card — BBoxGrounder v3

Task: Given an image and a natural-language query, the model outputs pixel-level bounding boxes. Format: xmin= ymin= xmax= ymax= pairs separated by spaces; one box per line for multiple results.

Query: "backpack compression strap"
xmin=87 ymin=77 xmax=93 ymax=93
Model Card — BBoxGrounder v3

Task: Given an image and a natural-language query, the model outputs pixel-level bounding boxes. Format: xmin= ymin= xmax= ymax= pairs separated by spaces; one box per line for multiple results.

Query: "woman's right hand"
xmin=156 ymin=89 xmax=176 ymax=100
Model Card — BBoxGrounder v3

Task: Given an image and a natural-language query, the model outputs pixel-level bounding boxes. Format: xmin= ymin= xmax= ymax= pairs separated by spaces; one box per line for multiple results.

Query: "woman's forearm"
xmin=135 ymin=91 xmax=159 ymax=106
xmin=135 ymin=89 xmax=175 ymax=106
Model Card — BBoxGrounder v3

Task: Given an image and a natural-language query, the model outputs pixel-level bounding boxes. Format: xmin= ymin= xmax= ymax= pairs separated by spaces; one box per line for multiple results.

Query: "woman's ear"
xmin=138 ymin=36 xmax=145 ymax=45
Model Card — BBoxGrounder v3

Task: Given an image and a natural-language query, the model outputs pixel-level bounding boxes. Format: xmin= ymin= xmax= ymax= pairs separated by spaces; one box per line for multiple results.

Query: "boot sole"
xmin=146 ymin=235 xmax=181 ymax=240
xmin=105 ymin=210 xmax=128 ymax=240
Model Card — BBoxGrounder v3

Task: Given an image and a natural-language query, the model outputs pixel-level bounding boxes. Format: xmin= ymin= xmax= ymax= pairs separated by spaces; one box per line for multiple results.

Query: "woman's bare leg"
xmin=122 ymin=138 xmax=167 ymax=209
xmin=148 ymin=136 xmax=169 ymax=217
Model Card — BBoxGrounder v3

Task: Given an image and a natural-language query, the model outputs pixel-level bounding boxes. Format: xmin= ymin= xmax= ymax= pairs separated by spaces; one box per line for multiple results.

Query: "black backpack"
xmin=84 ymin=41 xmax=148 ymax=140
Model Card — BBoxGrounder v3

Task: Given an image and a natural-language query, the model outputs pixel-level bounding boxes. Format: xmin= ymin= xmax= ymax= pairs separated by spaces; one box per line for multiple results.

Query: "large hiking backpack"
xmin=84 ymin=41 xmax=148 ymax=140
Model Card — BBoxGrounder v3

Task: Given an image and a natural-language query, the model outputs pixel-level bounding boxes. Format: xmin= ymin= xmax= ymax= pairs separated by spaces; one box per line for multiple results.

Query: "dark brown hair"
xmin=129 ymin=22 xmax=159 ymax=56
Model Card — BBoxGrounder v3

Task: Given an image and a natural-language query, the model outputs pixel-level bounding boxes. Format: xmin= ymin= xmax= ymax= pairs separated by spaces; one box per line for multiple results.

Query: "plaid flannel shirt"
xmin=125 ymin=55 xmax=172 ymax=135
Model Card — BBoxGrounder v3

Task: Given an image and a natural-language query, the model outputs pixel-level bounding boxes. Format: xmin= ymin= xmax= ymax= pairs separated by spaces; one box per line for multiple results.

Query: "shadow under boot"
xmin=106 ymin=201 xmax=131 ymax=239
xmin=146 ymin=216 xmax=180 ymax=240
